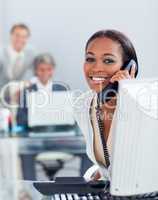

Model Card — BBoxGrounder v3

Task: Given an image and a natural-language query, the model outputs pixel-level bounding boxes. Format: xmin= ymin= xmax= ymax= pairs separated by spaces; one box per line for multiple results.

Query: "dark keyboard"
xmin=46 ymin=192 xmax=158 ymax=200
xmin=33 ymin=177 xmax=158 ymax=200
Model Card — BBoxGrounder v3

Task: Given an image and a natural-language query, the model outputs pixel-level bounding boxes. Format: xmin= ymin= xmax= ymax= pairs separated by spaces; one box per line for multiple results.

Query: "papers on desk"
xmin=0 ymin=139 xmax=20 ymax=180
xmin=0 ymin=180 xmax=42 ymax=200
xmin=0 ymin=108 xmax=11 ymax=133
xmin=0 ymin=139 xmax=42 ymax=200
xmin=0 ymin=139 xmax=20 ymax=200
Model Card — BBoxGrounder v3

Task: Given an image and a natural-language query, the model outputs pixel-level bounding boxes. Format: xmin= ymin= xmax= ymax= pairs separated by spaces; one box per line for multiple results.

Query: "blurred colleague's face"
xmin=84 ymin=37 xmax=123 ymax=93
xmin=11 ymin=27 xmax=30 ymax=52
xmin=35 ymin=63 xmax=54 ymax=85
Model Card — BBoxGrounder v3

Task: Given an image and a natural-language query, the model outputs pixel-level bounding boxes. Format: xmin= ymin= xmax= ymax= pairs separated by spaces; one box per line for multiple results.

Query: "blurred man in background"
xmin=0 ymin=23 xmax=37 ymax=89
xmin=16 ymin=53 xmax=69 ymax=130
xmin=0 ymin=23 xmax=37 ymax=128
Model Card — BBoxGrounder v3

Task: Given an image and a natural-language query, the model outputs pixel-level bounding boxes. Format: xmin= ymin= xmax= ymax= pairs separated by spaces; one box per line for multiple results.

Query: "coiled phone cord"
xmin=96 ymin=105 xmax=110 ymax=168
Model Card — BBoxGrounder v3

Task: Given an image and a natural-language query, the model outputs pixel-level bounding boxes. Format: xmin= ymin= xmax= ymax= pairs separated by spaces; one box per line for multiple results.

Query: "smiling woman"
xmin=84 ymin=37 xmax=123 ymax=93
xmin=84 ymin=30 xmax=138 ymax=93
xmin=74 ymin=29 xmax=139 ymax=181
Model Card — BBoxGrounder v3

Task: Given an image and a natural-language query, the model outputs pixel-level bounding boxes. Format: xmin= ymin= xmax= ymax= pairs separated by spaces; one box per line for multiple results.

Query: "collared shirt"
xmin=74 ymin=90 xmax=113 ymax=180
xmin=7 ymin=45 xmax=25 ymax=79
xmin=31 ymin=76 xmax=53 ymax=92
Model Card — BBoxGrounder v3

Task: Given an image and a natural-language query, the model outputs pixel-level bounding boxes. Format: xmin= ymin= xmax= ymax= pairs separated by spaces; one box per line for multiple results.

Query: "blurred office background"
xmin=0 ymin=0 xmax=158 ymax=91
xmin=0 ymin=0 xmax=158 ymax=199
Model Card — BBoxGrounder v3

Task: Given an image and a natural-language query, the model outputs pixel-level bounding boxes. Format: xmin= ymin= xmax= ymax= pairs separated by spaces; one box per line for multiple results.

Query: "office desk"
xmin=19 ymin=135 xmax=86 ymax=154
xmin=19 ymin=135 xmax=90 ymax=180
xmin=0 ymin=134 xmax=92 ymax=180
xmin=1 ymin=179 xmax=158 ymax=200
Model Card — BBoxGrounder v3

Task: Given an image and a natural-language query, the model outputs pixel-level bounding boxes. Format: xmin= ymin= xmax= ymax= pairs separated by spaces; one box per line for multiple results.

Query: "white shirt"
xmin=7 ymin=45 xmax=25 ymax=79
xmin=31 ymin=76 xmax=53 ymax=92
xmin=74 ymin=90 xmax=113 ymax=181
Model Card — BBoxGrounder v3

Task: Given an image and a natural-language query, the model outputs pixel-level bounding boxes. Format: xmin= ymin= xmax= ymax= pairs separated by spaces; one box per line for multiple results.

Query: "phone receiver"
xmin=97 ymin=59 xmax=137 ymax=105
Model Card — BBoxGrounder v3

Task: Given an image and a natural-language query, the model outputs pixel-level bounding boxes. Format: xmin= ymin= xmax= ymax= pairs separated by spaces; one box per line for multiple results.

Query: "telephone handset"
xmin=96 ymin=59 xmax=137 ymax=169
xmin=97 ymin=59 xmax=137 ymax=105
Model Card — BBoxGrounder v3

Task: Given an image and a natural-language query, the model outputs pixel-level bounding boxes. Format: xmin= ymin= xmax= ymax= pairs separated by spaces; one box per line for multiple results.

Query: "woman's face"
xmin=84 ymin=37 xmax=124 ymax=93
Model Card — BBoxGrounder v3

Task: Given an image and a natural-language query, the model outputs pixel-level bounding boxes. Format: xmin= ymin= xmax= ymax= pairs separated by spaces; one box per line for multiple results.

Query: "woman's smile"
xmin=88 ymin=74 xmax=111 ymax=85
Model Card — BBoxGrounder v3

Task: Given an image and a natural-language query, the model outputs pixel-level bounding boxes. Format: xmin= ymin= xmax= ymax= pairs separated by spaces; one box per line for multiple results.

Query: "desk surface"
xmin=1 ymin=180 xmax=158 ymax=200
xmin=0 ymin=134 xmax=86 ymax=155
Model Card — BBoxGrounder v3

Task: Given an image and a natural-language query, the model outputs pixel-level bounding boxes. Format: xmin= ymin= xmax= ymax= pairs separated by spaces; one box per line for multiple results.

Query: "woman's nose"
xmin=93 ymin=60 xmax=105 ymax=71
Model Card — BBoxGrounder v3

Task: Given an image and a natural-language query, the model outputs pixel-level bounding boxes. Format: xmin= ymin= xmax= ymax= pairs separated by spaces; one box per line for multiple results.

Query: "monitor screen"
xmin=110 ymin=79 xmax=158 ymax=196
xmin=27 ymin=91 xmax=75 ymax=127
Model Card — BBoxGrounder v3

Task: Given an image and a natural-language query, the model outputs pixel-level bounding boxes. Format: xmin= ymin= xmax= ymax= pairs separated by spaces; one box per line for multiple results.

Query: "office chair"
xmin=36 ymin=151 xmax=74 ymax=180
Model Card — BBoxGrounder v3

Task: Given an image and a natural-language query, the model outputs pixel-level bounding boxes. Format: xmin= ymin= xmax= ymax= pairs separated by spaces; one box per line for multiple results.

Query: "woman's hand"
xmin=90 ymin=169 xmax=102 ymax=181
xmin=84 ymin=165 xmax=102 ymax=181
xmin=110 ymin=64 xmax=136 ymax=83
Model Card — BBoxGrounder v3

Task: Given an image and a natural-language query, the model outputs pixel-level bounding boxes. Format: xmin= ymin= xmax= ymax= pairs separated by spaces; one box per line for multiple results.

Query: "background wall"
xmin=0 ymin=0 xmax=158 ymax=90
xmin=0 ymin=0 xmax=6 ymax=44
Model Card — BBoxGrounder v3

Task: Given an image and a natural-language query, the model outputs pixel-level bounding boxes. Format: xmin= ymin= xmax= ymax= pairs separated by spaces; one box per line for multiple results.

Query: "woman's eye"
xmin=85 ymin=57 xmax=95 ymax=63
xmin=103 ymin=59 xmax=115 ymax=64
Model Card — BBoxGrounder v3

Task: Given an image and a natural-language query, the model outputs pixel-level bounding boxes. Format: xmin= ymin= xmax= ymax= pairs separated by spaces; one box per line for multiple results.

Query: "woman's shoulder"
xmin=73 ymin=90 xmax=95 ymax=136
xmin=73 ymin=89 xmax=95 ymax=112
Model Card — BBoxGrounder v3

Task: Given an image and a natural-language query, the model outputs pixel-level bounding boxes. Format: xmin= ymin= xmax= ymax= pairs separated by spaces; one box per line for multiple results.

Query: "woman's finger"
xmin=91 ymin=170 xmax=101 ymax=181
xmin=110 ymin=70 xmax=131 ymax=82
xmin=124 ymin=70 xmax=131 ymax=78
xmin=110 ymin=74 xmax=127 ymax=83
xmin=110 ymin=75 xmax=121 ymax=83
xmin=112 ymin=70 xmax=130 ymax=78
xmin=130 ymin=64 xmax=136 ymax=78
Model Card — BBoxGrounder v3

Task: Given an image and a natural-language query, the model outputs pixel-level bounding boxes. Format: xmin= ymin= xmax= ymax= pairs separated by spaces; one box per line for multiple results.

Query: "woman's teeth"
xmin=91 ymin=77 xmax=106 ymax=81
xmin=90 ymin=76 xmax=109 ymax=81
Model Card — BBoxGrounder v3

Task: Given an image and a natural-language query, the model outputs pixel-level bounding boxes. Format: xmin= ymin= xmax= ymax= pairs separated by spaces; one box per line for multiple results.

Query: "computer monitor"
xmin=27 ymin=91 xmax=75 ymax=127
xmin=110 ymin=79 xmax=158 ymax=196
